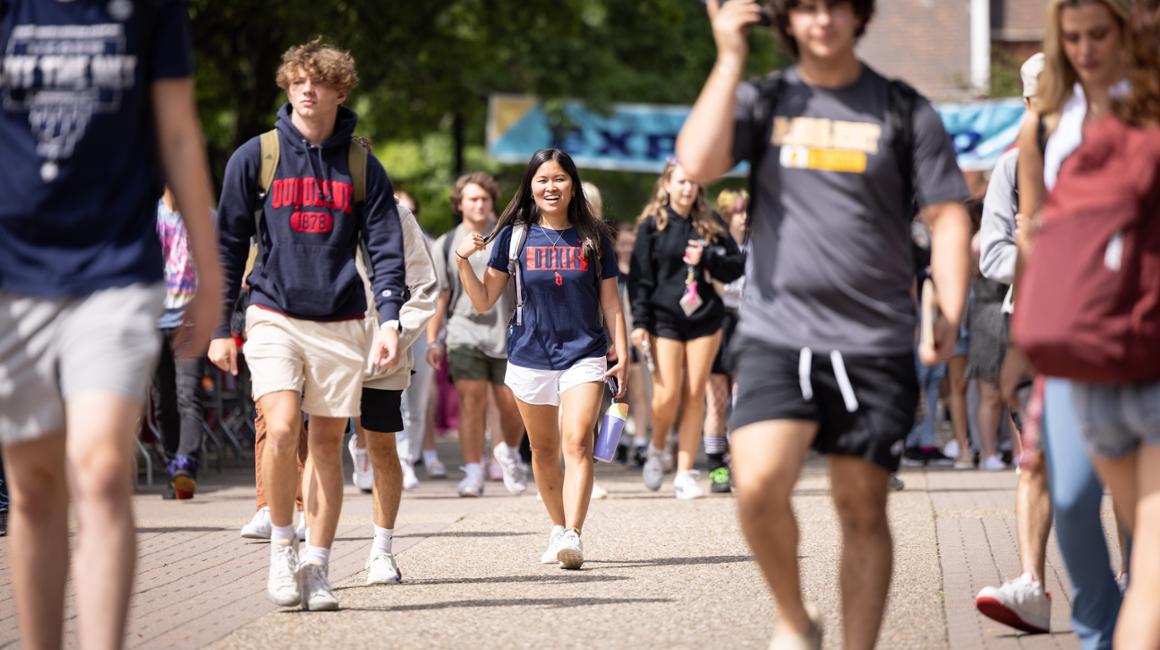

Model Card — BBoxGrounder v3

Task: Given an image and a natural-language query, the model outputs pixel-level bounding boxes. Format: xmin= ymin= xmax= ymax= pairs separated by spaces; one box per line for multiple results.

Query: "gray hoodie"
xmin=361 ymin=203 xmax=439 ymax=391
xmin=979 ymin=149 xmax=1019 ymax=285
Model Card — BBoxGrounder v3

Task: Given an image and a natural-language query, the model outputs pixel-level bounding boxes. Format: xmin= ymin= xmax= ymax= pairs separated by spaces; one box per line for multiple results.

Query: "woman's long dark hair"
xmin=487 ymin=148 xmax=612 ymax=264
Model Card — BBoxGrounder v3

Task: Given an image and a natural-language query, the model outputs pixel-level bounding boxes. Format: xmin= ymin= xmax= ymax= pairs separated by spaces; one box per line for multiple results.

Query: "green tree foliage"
xmin=189 ymin=1 xmax=785 ymax=232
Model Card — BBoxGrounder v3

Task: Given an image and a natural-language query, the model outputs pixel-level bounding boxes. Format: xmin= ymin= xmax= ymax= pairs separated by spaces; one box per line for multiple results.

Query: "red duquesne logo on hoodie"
xmin=269 ymin=178 xmax=354 ymax=234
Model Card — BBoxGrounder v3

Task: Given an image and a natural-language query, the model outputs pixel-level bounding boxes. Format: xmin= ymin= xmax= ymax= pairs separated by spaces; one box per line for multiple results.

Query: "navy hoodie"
xmin=215 ymin=104 xmax=405 ymax=337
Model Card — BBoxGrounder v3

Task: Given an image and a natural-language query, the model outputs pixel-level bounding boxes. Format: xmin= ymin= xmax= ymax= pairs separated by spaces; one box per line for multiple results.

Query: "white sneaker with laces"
xmin=365 ymin=552 xmax=403 ymax=585
xmin=401 ymin=461 xmax=420 ymax=490
xmin=492 ymin=442 xmax=528 ymax=495
xmin=425 ymin=457 xmax=447 ymax=478
xmin=348 ymin=436 xmax=373 ymax=492
xmin=642 ymin=447 xmax=664 ymax=492
xmin=975 ymin=572 xmax=1051 ymax=633
xmin=673 ymin=470 xmax=706 ymax=500
xmin=979 ymin=455 xmax=1008 ymax=471
xmin=556 ymin=528 xmax=584 ymax=570
xmin=541 ymin=525 xmax=566 ymax=564
xmin=266 ymin=540 xmax=301 ymax=606
xmin=300 ymin=561 xmax=339 ymax=611
xmin=457 ymin=465 xmax=485 ymax=497
xmin=241 ymin=506 xmax=272 ymax=539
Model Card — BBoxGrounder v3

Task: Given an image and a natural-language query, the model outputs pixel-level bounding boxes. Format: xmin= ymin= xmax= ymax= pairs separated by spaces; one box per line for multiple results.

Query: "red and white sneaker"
xmin=976 ymin=572 xmax=1051 ymax=634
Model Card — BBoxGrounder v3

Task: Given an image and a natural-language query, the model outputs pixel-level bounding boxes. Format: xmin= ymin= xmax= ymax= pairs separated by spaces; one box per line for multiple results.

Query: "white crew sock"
xmin=271 ymin=523 xmax=296 ymax=545
xmin=304 ymin=545 xmax=330 ymax=567
xmin=373 ymin=526 xmax=394 ymax=555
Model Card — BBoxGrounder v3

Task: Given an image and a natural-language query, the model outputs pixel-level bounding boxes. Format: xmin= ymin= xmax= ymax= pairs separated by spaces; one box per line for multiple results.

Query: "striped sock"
xmin=704 ymin=434 xmax=728 ymax=456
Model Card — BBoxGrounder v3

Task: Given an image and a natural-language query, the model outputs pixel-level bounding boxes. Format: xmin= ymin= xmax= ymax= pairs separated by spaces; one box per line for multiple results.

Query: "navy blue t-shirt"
xmin=488 ymin=224 xmax=618 ymax=370
xmin=0 ymin=0 xmax=194 ymax=297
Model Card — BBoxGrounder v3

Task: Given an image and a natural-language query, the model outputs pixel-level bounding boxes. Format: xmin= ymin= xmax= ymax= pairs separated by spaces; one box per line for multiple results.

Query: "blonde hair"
xmin=1037 ymin=0 xmax=1132 ymax=116
xmin=582 ymin=181 xmax=604 ymax=219
xmin=715 ymin=189 xmax=749 ymax=215
xmin=636 ymin=161 xmax=724 ymax=241
xmin=276 ymin=37 xmax=359 ymax=94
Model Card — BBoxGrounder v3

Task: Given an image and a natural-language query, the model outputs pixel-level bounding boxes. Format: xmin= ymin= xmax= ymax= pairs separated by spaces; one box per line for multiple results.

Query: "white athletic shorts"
xmin=504 ymin=356 xmax=607 ymax=407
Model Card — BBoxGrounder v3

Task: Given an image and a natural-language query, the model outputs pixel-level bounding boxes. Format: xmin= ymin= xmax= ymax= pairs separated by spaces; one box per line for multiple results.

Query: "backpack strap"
xmin=349 ymin=135 xmax=370 ymax=205
xmin=745 ymin=71 xmax=785 ymax=245
xmin=507 ymin=223 xmax=529 ymax=326
xmin=887 ymin=78 xmax=919 ymax=218
xmin=441 ymin=230 xmax=460 ymax=312
xmin=250 ymin=129 xmax=281 ymax=273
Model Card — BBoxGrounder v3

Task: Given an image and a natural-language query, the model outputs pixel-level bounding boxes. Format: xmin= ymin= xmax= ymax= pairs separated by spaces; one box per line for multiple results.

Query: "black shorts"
xmin=728 ymin=337 xmax=918 ymax=473
xmin=652 ymin=314 xmax=723 ymax=342
xmin=361 ymin=387 xmax=404 ymax=433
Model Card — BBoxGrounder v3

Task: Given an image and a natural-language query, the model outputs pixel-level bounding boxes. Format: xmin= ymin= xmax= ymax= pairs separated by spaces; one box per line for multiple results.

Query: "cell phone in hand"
xmin=605 ymin=376 xmax=619 ymax=399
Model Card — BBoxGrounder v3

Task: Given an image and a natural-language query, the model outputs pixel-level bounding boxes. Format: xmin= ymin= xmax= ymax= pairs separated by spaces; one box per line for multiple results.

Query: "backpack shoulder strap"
xmin=349 ymin=135 xmax=370 ymax=205
xmin=258 ymin=129 xmax=280 ymax=198
xmin=887 ymin=78 xmax=920 ymax=217
xmin=507 ymin=223 xmax=529 ymax=326
xmin=252 ymin=129 xmax=281 ymax=269
xmin=441 ymin=230 xmax=460 ymax=310
xmin=745 ymin=70 xmax=785 ymax=245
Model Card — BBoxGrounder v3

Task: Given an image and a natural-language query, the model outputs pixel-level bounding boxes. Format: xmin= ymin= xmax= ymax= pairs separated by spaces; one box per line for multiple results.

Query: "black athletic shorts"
xmin=652 ymin=313 xmax=723 ymax=342
xmin=361 ymin=387 xmax=404 ymax=434
xmin=728 ymin=336 xmax=918 ymax=473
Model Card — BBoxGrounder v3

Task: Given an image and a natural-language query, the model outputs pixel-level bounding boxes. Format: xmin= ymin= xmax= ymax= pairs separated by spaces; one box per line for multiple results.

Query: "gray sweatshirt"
xmin=979 ymin=149 xmax=1019 ymax=284
xmin=361 ymin=203 xmax=439 ymax=391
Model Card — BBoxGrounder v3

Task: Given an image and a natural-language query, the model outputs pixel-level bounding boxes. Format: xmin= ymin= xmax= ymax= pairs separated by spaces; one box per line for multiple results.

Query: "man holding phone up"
xmin=676 ymin=1 xmax=971 ymax=647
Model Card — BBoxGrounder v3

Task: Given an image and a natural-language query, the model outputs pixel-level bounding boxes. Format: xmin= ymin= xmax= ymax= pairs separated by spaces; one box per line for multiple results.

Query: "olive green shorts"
xmin=448 ymin=345 xmax=507 ymax=385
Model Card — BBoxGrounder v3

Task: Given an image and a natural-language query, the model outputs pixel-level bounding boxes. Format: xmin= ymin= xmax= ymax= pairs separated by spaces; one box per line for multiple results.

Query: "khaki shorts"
xmin=448 ymin=345 xmax=507 ymax=385
xmin=243 ymin=306 xmax=369 ymax=418
xmin=0 ymin=284 xmax=164 ymax=446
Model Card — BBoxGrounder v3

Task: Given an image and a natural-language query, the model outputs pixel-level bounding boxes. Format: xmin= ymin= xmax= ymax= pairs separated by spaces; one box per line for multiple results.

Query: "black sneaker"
xmin=709 ymin=466 xmax=732 ymax=494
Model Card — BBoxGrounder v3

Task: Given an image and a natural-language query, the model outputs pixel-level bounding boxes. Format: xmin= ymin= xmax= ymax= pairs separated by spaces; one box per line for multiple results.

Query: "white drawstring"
xmin=830 ymin=350 xmax=860 ymax=413
xmin=798 ymin=348 xmax=813 ymax=401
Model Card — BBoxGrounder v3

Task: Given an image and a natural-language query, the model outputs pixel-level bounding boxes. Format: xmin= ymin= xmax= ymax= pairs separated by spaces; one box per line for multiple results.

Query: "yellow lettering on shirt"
xmin=772 ymin=117 xmax=881 ymax=174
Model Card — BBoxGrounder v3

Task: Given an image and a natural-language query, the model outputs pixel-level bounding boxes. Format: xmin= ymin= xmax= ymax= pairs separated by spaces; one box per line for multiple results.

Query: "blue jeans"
xmin=906 ymin=357 xmax=945 ymax=448
xmin=1043 ymin=378 xmax=1121 ymax=650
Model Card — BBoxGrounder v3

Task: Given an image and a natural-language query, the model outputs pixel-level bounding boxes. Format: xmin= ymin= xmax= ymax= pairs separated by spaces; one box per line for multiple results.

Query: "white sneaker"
xmin=770 ymin=602 xmax=824 ymax=650
xmin=591 ymin=484 xmax=609 ymax=500
xmin=296 ymin=511 xmax=307 ymax=542
xmin=266 ymin=540 xmax=301 ymax=606
xmin=492 ymin=442 xmax=528 ymax=495
xmin=556 ymin=528 xmax=584 ymax=570
xmin=241 ymin=506 xmax=272 ymax=539
xmin=979 ymin=455 xmax=1008 ymax=471
xmin=975 ymin=572 xmax=1051 ymax=633
xmin=425 ymin=457 xmax=447 ymax=478
xmin=942 ymin=439 xmax=961 ymax=460
xmin=483 ymin=451 xmax=504 ymax=482
xmin=365 ymin=552 xmax=402 ymax=585
xmin=300 ymin=561 xmax=339 ymax=611
xmin=401 ymin=461 xmax=420 ymax=491
xmin=348 ymin=436 xmax=373 ymax=492
xmin=642 ymin=447 xmax=664 ymax=492
xmin=673 ymin=471 xmax=705 ymax=500
xmin=457 ymin=465 xmax=485 ymax=497
xmin=540 ymin=525 xmax=566 ymax=564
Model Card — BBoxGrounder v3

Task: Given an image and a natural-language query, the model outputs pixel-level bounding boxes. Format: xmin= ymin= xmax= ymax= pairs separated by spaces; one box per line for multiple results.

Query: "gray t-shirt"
xmin=731 ymin=65 xmax=969 ymax=354
xmin=432 ymin=223 xmax=512 ymax=358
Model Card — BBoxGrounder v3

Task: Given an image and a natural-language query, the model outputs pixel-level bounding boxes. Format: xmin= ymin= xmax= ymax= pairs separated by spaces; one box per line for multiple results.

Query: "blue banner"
xmin=487 ymin=94 xmax=1025 ymax=174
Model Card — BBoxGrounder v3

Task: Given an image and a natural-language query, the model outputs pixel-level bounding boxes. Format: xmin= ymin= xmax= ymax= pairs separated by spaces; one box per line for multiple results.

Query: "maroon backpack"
xmin=1013 ymin=117 xmax=1160 ymax=383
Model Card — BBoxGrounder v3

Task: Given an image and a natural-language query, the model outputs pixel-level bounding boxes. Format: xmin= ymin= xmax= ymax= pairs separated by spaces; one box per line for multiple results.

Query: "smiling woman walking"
xmin=454 ymin=148 xmax=628 ymax=570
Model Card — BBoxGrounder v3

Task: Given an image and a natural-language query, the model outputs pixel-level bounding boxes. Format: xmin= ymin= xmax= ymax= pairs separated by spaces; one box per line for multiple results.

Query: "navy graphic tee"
xmin=488 ymin=224 xmax=618 ymax=370
xmin=0 ymin=0 xmax=194 ymax=297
